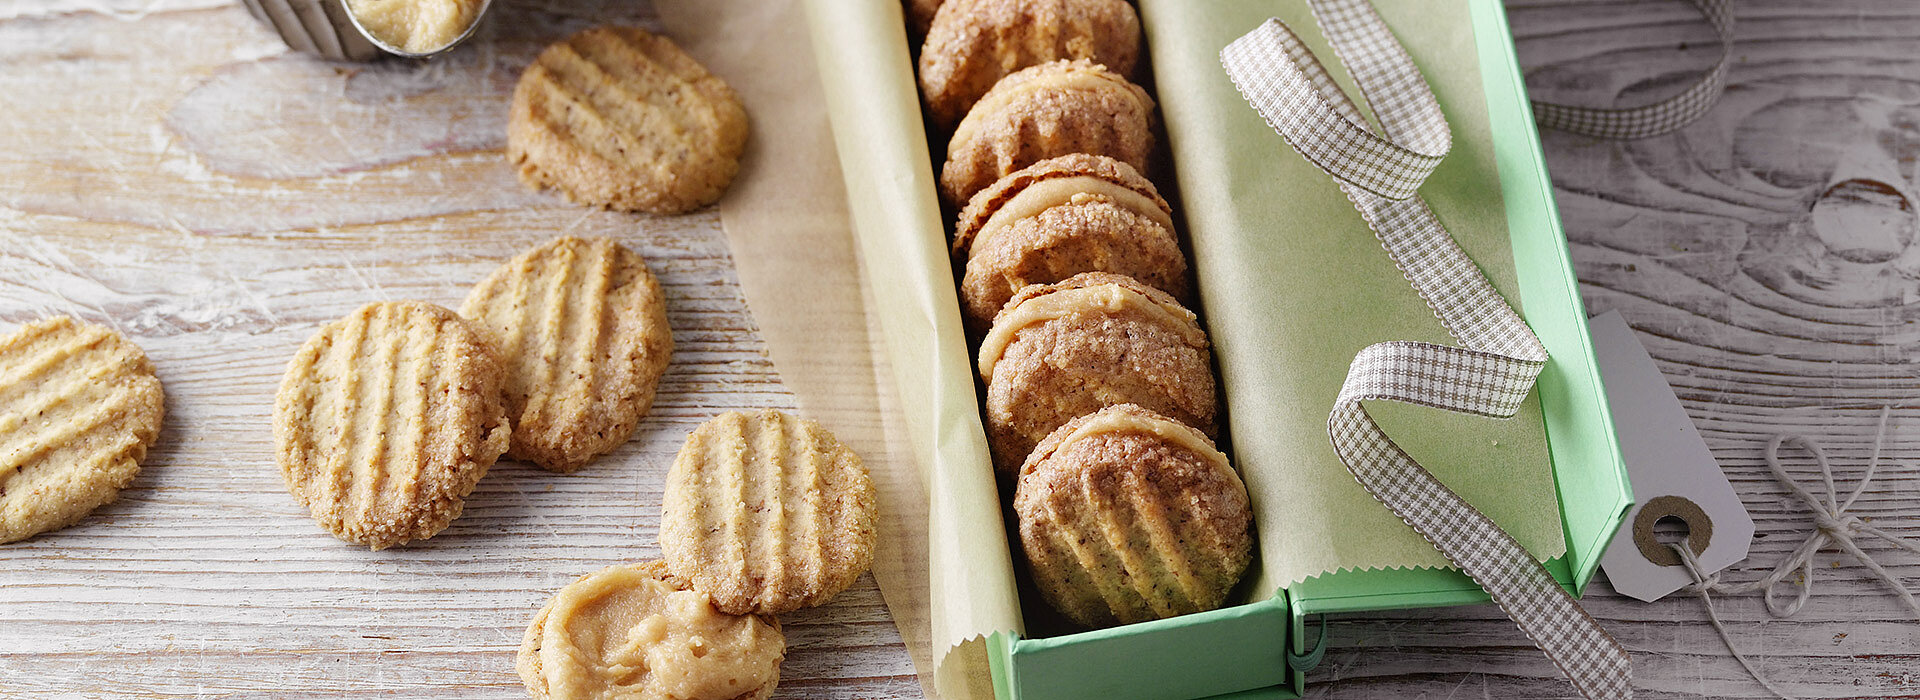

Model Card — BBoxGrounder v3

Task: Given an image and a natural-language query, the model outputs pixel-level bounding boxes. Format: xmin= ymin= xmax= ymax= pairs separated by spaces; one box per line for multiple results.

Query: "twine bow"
xmin=1221 ymin=2 xmax=1631 ymax=697
xmin=1669 ymin=406 xmax=1920 ymax=700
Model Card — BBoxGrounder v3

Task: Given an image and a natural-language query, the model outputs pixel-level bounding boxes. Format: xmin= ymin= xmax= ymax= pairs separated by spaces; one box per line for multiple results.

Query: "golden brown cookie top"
xmin=949 ymin=59 xmax=1152 ymax=153
xmin=273 ymin=301 xmax=511 ymax=550
xmin=508 ymin=26 xmax=750 ymax=214
xmin=978 ymin=272 xmax=1203 ymax=380
xmin=953 ymin=153 xmax=1171 ymax=256
xmin=958 ymin=193 xmax=1189 ymax=332
xmin=517 ymin=561 xmax=784 ymax=700
xmin=941 ymin=59 xmax=1155 ymax=205
xmin=0 ymin=316 xmax=165 ymax=544
xmin=1014 ymin=404 xmax=1251 ymax=627
xmin=917 ymin=0 xmax=1140 ymax=127
xmin=660 ymin=410 xmax=877 ymax=616
xmin=1021 ymin=403 xmax=1226 ymax=476
xmin=460 ymin=236 xmax=673 ymax=473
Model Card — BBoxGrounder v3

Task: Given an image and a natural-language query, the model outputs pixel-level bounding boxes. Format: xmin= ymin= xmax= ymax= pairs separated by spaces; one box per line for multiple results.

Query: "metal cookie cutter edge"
xmin=243 ymin=0 xmax=491 ymax=61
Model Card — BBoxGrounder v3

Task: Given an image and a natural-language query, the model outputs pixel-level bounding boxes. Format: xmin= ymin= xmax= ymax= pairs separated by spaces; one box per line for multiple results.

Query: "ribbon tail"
xmin=1333 ymin=401 xmax=1631 ymax=698
xmin=1222 ymin=1 xmax=1632 ymax=696
xmin=1331 ymin=341 xmax=1628 ymax=699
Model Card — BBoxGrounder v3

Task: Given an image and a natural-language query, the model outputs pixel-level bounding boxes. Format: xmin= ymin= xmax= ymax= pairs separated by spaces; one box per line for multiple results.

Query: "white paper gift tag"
xmin=1591 ymin=310 xmax=1755 ymax=602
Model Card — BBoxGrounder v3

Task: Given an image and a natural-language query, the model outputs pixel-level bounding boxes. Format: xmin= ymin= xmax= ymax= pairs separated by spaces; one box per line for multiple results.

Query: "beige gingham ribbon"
xmin=1222 ymin=2 xmax=1632 ymax=698
xmin=1531 ymin=0 xmax=1732 ymax=139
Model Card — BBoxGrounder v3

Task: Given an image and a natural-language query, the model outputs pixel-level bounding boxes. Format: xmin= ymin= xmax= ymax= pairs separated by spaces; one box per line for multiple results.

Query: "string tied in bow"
xmin=1669 ymin=406 xmax=1920 ymax=700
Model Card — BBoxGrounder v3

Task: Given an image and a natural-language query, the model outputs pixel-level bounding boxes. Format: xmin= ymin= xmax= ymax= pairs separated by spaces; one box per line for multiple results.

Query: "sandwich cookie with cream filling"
xmin=918 ymin=0 xmax=1141 ymax=128
xmin=941 ymin=59 xmax=1154 ymax=206
xmin=1015 ymin=404 xmax=1252 ymax=628
xmin=977 ymin=272 xmax=1215 ymax=472
xmin=954 ymin=153 xmax=1187 ymax=332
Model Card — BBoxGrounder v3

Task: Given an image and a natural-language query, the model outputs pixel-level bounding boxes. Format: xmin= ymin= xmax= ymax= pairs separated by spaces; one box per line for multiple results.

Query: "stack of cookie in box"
xmin=911 ymin=0 xmax=1254 ymax=630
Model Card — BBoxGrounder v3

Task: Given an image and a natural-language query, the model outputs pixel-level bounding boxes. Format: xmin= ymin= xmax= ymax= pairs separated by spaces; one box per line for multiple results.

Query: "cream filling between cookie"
xmin=541 ymin=566 xmax=782 ymax=700
xmin=347 ymin=0 xmax=479 ymax=53
xmin=949 ymin=68 xmax=1144 ymax=158
xmin=977 ymin=283 xmax=1204 ymax=379
xmin=1044 ymin=409 xmax=1233 ymax=476
xmin=965 ymin=176 xmax=1175 ymax=258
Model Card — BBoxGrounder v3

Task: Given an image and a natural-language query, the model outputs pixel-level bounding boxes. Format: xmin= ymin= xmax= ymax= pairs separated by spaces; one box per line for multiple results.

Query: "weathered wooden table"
xmin=1 ymin=0 xmax=1914 ymax=698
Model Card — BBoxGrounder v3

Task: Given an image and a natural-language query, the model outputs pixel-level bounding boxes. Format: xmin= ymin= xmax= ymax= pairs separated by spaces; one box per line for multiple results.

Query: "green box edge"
xmin=988 ymin=0 xmax=1634 ymax=697
xmin=1287 ymin=0 xmax=1633 ymax=617
xmin=990 ymin=591 xmax=1302 ymax=700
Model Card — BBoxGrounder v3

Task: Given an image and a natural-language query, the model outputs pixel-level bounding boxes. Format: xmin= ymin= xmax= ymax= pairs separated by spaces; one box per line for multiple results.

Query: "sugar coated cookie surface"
xmin=1015 ymin=405 xmax=1252 ymax=627
xmin=918 ymin=0 xmax=1140 ymax=127
xmin=978 ymin=272 xmax=1215 ymax=471
xmin=955 ymin=154 xmax=1185 ymax=331
xmin=274 ymin=301 xmax=511 ymax=550
xmin=509 ymin=26 xmax=750 ymax=214
xmin=941 ymin=59 xmax=1154 ymax=205
xmin=954 ymin=153 xmax=1169 ymax=254
xmin=660 ymin=410 xmax=877 ymax=616
xmin=0 ymin=316 xmax=164 ymax=544
xmin=960 ymin=195 xmax=1186 ymax=331
xmin=461 ymin=236 xmax=673 ymax=473
xmin=518 ymin=561 xmax=784 ymax=700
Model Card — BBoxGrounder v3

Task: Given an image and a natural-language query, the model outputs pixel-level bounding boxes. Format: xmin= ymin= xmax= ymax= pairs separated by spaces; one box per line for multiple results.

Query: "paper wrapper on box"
xmin=773 ymin=0 xmax=1575 ymax=696
xmin=796 ymin=1 xmax=1023 ymax=698
xmin=658 ymin=1 xmax=956 ymax=697
xmin=1139 ymin=0 xmax=1566 ymax=594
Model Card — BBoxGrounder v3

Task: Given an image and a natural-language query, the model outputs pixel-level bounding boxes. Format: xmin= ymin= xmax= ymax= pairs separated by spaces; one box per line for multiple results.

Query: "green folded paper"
xmin=1139 ymin=0 xmax=1566 ymax=596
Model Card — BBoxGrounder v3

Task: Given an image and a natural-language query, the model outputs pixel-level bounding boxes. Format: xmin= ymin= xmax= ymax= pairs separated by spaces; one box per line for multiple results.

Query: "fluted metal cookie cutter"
xmin=242 ymin=0 xmax=491 ymax=61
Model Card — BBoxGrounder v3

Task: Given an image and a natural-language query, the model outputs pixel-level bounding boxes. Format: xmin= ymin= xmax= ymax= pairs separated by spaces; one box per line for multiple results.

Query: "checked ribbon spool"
xmin=1221 ymin=1 xmax=1633 ymax=698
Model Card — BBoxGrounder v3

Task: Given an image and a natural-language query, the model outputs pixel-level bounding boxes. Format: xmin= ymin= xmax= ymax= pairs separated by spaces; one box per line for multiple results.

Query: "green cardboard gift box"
xmin=805 ymin=0 xmax=1633 ymax=697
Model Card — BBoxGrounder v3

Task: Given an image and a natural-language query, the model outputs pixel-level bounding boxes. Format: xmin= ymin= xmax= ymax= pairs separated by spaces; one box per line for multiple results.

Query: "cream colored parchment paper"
xmin=658 ymin=1 xmax=960 ymax=698
xmin=663 ymin=1 xmax=1019 ymax=699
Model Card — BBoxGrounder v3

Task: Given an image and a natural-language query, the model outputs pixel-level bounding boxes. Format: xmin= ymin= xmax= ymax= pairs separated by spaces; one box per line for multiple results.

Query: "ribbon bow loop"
xmin=1225 ymin=11 xmax=1450 ymax=201
xmin=1748 ymin=422 xmax=1920 ymax=621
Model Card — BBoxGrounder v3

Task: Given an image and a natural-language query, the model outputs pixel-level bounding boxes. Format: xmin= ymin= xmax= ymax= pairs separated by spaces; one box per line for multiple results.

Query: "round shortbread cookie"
xmin=953 ymin=155 xmax=1185 ymax=332
xmin=660 ymin=410 xmax=877 ymax=616
xmin=517 ymin=561 xmax=783 ymax=700
xmin=508 ymin=26 xmax=750 ymax=215
xmin=918 ymin=0 xmax=1140 ymax=127
xmin=0 ymin=316 xmax=164 ymax=544
xmin=461 ymin=236 xmax=673 ymax=473
xmin=274 ymin=301 xmax=511 ymax=550
xmin=1015 ymin=404 xmax=1252 ymax=628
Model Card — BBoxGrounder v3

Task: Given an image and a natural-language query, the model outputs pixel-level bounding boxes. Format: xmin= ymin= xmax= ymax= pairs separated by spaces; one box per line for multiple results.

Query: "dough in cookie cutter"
xmin=343 ymin=0 xmax=493 ymax=57
xmin=242 ymin=0 xmax=491 ymax=60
